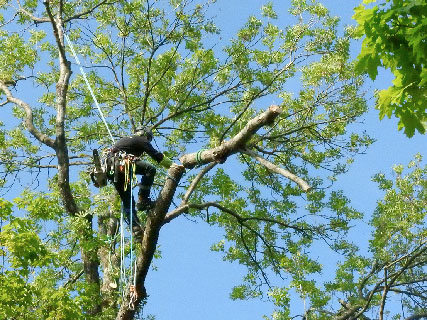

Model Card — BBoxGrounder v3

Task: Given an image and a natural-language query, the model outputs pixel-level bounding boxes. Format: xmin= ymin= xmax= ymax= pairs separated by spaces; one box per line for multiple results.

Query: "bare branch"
xmin=167 ymin=201 xmax=309 ymax=235
xmin=183 ymin=162 xmax=217 ymax=203
xmin=16 ymin=0 xmax=112 ymax=24
xmin=16 ymin=0 xmax=49 ymax=23
xmin=64 ymin=0 xmax=113 ymax=23
xmin=240 ymin=148 xmax=311 ymax=192
xmin=385 ymin=288 xmax=426 ymax=299
xmin=0 ymin=81 xmax=55 ymax=148
xmin=62 ymin=269 xmax=84 ymax=288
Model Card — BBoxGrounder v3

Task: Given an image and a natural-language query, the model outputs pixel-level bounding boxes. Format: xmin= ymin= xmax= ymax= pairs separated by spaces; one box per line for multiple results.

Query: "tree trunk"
xmin=115 ymin=164 xmax=185 ymax=320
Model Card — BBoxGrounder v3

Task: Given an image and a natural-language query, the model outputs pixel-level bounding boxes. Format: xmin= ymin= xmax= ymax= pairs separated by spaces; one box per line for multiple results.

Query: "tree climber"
xmin=106 ymin=127 xmax=174 ymax=231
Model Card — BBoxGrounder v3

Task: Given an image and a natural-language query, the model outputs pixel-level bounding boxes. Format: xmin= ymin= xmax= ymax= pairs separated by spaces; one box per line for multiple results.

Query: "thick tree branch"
xmin=0 ymin=81 xmax=55 ymax=148
xmin=43 ymin=0 xmax=67 ymax=63
xmin=240 ymin=148 xmax=311 ymax=192
xmin=16 ymin=0 xmax=112 ymax=24
xmin=379 ymin=268 xmax=388 ymax=320
xmin=16 ymin=0 xmax=50 ymax=23
xmin=179 ymin=105 xmax=282 ymax=168
xmin=98 ymin=201 xmax=121 ymax=308
xmin=41 ymin=0 xmax=80 ymax=215
xmin=44 ymin=0 xmax=101 ymax=313
xmin=337 ymin=299 xmax=370 ymax=320
xmin=333 ymin=302 xmax=362 ymax=320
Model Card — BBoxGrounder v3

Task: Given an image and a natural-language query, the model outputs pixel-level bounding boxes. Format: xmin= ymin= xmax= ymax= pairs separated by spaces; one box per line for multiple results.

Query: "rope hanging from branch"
xmin=62 ymin=27 xmax=115 ymax=144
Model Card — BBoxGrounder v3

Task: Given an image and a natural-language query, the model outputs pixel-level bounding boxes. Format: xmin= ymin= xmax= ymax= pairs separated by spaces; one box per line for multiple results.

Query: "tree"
xmin=354 ymin=0 xmax=427 ymax=137
xmin=0 ymin=0 xmax=421 ymax=319
xmin=314 ymin=155 xmax=426 ymax=320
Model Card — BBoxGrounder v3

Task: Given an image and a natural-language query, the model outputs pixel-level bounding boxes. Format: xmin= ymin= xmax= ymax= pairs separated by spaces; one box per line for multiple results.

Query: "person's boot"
xmin=123 ymin=207 xmax=144 ymax=241
xmin=136 ymin=195 xmax=154 ymax=211
xmin=132 ymin=223 xmax=143 ymax=242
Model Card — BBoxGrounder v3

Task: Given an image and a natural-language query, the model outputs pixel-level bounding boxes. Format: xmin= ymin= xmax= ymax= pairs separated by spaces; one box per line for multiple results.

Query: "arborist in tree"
xmin=105 ymin=127 xmax=174 ymax=230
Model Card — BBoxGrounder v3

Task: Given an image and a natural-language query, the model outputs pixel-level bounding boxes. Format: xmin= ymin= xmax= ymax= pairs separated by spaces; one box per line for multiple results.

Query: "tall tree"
xmin=1 ymin=0 xmax=419 ymax=319
xmin=316 ymin=156 xmax=426 ymax=320
xmin=354 ymin=0 xmax=427 ymax=137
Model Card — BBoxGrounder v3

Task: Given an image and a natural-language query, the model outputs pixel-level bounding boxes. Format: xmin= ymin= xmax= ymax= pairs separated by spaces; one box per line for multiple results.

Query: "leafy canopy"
xmin=354 ymin=0 xmax=427 ymax=137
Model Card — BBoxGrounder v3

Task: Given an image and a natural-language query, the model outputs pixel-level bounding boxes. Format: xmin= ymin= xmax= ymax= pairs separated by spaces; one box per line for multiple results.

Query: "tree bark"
xmin=98 ymin=204 xmax=120 ymax=308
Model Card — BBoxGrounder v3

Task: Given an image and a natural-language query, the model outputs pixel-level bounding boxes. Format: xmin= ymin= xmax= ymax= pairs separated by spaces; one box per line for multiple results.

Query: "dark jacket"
xmin=111 ymin=135 xmax=164 ymax=163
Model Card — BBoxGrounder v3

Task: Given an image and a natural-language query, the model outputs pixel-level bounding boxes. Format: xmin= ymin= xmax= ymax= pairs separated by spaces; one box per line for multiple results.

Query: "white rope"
xmin=62 ymin=28 xmax=115 ymax=144
xmin=120 ymin=207 xmax=126 ymax=297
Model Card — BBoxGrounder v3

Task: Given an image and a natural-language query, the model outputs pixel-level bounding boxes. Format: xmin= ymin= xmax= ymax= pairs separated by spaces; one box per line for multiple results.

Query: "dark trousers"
xmin=111 ymin=159 xmax=156 ymax=224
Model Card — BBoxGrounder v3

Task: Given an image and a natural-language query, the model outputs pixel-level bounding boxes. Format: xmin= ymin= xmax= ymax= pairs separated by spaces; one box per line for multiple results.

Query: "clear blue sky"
xmin=141 ymin=1 xmax=426 ymax=319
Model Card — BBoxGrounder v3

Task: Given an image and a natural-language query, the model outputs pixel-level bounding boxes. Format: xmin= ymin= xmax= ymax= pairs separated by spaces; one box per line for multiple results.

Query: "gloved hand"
xmin=159 ymin=155 xmax=173 ymax=169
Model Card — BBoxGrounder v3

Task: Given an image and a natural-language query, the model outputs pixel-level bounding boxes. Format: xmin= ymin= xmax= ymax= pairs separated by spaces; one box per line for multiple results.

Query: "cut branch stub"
xmin=179 ymin=105 xmax=282 ymax=169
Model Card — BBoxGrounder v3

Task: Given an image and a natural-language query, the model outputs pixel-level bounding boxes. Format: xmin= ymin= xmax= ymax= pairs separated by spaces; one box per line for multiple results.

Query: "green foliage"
xmin=0 ymin=197 xmax=12 ymax=219
xmin=354 ymin=0 xmax=427 ymax=137
xmin=0 ymin=32 xmax=38 ymax=83
xmin=0 ymin=197 xmax=86 ymax=319
xmin=0 ymin=180 xmax=108 ymax=317
xmin=324 ymin=156 xmax=426 ymax=319
xmin=370 ymin=154 xmax=426 ymax=261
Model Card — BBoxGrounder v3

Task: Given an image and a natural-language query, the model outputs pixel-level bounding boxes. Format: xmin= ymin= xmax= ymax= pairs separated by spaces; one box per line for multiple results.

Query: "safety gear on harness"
xmin=90 ymin=149 xmax=108 ymax=188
